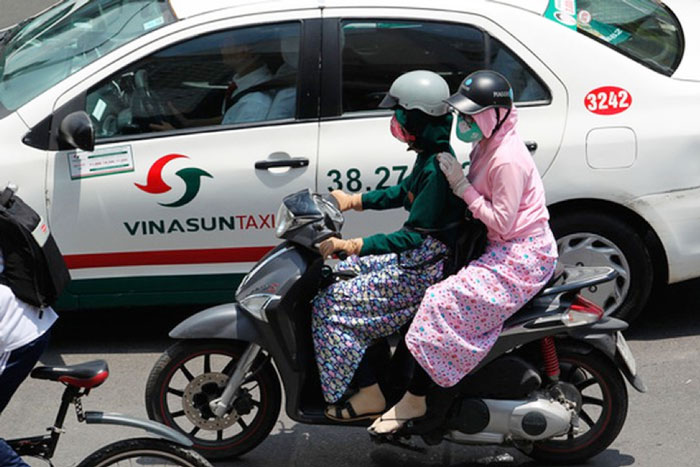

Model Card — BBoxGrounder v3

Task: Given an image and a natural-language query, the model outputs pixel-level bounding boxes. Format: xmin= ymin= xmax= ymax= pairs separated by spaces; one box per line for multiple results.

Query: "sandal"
xmin=325 ymin=400 xmax=384 ymax=422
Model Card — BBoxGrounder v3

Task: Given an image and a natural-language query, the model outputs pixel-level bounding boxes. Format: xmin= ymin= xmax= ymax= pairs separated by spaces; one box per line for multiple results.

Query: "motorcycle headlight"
xmin=275 ymin=202 xmax=295 ymax=238
xmin=240 ymin=294 xmax=274 ymax=322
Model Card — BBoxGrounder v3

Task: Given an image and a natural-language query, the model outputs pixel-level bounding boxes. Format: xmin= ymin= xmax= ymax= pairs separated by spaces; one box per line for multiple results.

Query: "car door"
xmin=317 ymin=8 xmax=567 ymax=240
xmin=47 ymin=12 xmax=322 ymax=307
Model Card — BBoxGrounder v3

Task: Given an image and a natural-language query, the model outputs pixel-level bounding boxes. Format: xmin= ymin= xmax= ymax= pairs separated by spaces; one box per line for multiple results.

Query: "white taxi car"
xmin=0 ymin=0 xmax=695 ymax=322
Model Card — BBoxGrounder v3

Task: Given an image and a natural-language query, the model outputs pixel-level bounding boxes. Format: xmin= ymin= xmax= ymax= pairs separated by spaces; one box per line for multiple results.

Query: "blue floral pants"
xmin=311 ymin=237 xmax=447 ymax=403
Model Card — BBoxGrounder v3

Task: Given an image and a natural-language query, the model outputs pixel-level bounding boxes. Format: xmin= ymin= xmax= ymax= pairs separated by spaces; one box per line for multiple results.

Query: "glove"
xmin=330 ymin=190 xmax=363 ymax=212
xmin=319 ymin=237 xmax=363 ymax=258
xmin=437 ymin=152 xmax=470 ymax=198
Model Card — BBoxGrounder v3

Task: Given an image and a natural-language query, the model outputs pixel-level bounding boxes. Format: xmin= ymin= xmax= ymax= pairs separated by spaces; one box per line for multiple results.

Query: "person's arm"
xmin=361 ymin=172 xmax=412 ymax=211
xmin=360 ymin=168 xmax=447 ymax=255
xmin=463 ymin=162 xmax=525 ymax=237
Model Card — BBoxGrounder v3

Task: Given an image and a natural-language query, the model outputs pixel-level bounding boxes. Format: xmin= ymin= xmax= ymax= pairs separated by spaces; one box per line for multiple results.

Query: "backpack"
xmin=402 ymin=213 xmax=487 ymax=278
xmin=0 ymin=186 xmax=71 ymax=308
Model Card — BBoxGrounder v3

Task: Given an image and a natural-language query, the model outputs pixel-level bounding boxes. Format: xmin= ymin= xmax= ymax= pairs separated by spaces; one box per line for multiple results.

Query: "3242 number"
xmin=585 ymin=86 xmax=632 ymax=115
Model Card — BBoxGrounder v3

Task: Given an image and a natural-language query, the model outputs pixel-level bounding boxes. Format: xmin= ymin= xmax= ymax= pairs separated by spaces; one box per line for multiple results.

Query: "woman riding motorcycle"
xmin=370 ymin=70 xmax=559 ymax=434
xmin=312 ymin=70 xmax=466 ymax=421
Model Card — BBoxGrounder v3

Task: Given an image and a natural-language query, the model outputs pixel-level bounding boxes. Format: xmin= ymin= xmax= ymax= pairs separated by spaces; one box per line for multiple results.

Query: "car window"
xmin=340 ymin=20 xmax=485 ymax=114
xmin=488 ymin=38 xmax=551 ymax=104
xmin=340 ymin=20 xmax=549 ymax=114
xmin=556 ymin=0 xmax=683 ymax=75
xmin=0 ymin=0 xmax=175 ymax=115
xmin=86 ymin=22 xmax=301 ymax=140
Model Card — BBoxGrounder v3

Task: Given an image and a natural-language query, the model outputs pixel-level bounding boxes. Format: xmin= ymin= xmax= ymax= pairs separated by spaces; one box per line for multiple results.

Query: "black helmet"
xmin=445 ymin=70 xmax=513 ymax=115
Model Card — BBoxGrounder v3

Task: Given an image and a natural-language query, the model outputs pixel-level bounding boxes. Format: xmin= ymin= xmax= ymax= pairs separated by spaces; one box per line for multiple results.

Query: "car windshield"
xmin=0 ymin=0 xmax=175 ymax=116
xmin=575 ymin=0 xmax=683 ymax=75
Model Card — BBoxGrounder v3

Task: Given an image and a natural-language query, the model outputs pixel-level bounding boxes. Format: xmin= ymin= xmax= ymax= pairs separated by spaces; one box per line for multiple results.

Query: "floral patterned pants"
xmin=312 ymin=237 xmax=447 ymax=403
xmin=406 ymin=230 xmax=558 ymax=388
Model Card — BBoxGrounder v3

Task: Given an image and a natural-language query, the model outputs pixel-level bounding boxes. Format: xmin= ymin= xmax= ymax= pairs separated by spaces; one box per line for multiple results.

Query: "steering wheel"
xmin=130 ymin=69 xmax=178 ymax=131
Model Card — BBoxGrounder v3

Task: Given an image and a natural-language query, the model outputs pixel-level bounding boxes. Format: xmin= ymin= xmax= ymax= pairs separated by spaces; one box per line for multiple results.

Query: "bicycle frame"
xmin=8 ymin=383 xmax=192 ymax=462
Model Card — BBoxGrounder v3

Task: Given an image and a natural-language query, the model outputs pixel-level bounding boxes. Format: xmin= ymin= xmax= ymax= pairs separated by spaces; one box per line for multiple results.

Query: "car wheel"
xmin=550 ymin=212 xmax=653 ymax=324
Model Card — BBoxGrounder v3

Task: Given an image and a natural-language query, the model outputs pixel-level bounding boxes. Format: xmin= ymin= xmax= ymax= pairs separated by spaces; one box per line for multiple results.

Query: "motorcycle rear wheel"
xmin=145 ymin=340 xmax=281 ymax=460
xmin=528 ymin=348 xmax=628 ymax=464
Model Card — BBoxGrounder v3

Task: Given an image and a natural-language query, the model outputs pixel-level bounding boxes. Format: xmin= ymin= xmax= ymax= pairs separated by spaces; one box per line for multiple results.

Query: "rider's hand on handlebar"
xmin=437 ymin=153 xmax=471 ymax=198
xmin=330 ymin=190 xmax=363 ymax=212
xmin=319 ymin=237 xmax=363 ymax=259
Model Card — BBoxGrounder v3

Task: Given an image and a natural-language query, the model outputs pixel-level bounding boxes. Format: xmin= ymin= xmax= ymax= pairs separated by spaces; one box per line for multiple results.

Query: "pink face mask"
xmin=390 ymin=115 xmax=416 ymax=143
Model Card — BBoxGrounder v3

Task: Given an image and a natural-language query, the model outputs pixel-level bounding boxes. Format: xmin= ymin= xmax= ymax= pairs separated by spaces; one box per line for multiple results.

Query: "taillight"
xmin=561 ymin=294 xmax=605 ymax=327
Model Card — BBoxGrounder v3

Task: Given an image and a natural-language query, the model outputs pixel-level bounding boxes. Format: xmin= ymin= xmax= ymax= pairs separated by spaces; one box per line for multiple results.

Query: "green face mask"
xmin=456 ymin=115 xmax=483 ymax=143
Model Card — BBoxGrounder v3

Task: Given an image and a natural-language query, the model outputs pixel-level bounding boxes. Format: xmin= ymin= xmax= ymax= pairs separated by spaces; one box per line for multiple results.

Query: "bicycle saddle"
xmin=31 ymin=359 xmax=110 ymax=388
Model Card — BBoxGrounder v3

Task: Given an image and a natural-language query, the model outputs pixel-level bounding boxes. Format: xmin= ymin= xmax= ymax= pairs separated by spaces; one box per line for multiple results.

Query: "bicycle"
xmin=6 ymin=359 xmax=212 ymax=467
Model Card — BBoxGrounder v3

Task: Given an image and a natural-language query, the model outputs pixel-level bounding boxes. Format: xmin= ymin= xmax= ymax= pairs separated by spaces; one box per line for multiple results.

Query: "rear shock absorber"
xmin=541 ymin=336 xmax=560 ymax=382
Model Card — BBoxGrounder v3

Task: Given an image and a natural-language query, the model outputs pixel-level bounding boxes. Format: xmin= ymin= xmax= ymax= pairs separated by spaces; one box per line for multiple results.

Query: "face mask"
xmin=456 ymin=115 xmax=484 ymax=143
xmin=390 ymin=112 xmax=416 ymax=144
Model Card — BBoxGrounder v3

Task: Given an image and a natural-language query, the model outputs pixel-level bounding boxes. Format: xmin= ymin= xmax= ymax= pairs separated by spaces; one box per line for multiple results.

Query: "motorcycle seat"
xmin=503 ymin=264 xmax=617 ymax=329
xmin=31 ymin=359 xmax=110 ymax=388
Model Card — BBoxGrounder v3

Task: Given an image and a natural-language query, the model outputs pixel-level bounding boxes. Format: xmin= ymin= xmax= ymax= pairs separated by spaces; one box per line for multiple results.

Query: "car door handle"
xmin=525 ymin=141 xmax=538 ymax=153
xmin=254 ymin=157 xmax=309 ymax=170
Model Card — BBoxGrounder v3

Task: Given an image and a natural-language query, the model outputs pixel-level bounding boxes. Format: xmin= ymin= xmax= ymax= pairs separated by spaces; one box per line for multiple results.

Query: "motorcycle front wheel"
xmin=528 ymin=348 xmax=629 ymax=464
xmin=145 ymin=340 xmax=281 ymax=460
xmin=76 ymin=438 xmax=212 ymax=467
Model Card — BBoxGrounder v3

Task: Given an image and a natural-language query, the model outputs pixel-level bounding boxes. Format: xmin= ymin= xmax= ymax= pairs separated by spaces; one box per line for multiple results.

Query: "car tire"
xmin=550 ymin=211 xmax=653 ymax=324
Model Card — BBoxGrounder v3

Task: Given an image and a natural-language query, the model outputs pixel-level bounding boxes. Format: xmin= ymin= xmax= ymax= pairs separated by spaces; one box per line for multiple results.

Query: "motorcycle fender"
xmin=563 ymin=318 xmax=646 ymax=393
xmin=84 ymin=411 xmax=192 ymax=446
xmin=565 ymin=317 xmax=628 ymax=356
xmin=169 ymin=303 xmax=262 ymax=345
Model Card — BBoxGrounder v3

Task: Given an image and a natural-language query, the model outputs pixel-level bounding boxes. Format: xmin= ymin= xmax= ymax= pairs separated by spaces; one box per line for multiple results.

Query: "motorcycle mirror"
xmin=59 ymin=111 xmax=95 ymax=152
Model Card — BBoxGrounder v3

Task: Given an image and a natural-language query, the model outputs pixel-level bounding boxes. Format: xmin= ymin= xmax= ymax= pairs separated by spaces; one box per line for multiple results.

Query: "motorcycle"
xmin=144 ymin=189 xmax=645 ymax=464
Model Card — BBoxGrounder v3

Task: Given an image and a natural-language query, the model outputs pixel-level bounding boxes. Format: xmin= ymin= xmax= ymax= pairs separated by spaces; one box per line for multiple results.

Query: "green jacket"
xmin=360 ymin=112 xmax=466 ymax=256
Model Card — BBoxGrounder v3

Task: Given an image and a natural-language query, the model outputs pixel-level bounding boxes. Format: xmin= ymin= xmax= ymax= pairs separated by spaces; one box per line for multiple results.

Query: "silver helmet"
xmin=379 ymin=70 xmax=450 ymax=116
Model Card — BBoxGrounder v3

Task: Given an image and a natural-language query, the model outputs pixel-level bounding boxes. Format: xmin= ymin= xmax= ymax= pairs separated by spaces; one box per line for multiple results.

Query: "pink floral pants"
xmin=406 ymin=229 xmax=558 ymax=387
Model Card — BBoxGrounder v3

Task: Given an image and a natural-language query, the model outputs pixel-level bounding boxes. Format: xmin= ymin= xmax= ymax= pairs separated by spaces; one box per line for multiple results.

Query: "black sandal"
xmin=325 ymin=400 xmax=384 ymax=422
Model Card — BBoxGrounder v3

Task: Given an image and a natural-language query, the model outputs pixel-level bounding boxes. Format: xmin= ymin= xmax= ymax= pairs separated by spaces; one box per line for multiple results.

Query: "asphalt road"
xmin=2 ymin=279 xmax=700 ymax=467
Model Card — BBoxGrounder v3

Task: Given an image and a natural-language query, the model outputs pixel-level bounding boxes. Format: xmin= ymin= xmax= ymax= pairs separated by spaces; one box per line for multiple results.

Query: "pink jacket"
xmin=463 ymin=107 xmax=550 ymax=243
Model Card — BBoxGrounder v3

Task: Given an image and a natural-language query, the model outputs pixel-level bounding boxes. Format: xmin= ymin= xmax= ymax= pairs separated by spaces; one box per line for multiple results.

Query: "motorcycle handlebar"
xmin=322 ymin=193 xmax=340 ymax=210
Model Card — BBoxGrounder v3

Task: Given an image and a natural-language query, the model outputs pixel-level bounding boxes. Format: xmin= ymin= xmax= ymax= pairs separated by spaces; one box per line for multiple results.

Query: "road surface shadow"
xmin=50 ymin=306 xmax=199 ymax=352
xmin=627 ymin=278 xmax=700 ymax=341
xmin=210 ymin=420 xmax=635 ymax=467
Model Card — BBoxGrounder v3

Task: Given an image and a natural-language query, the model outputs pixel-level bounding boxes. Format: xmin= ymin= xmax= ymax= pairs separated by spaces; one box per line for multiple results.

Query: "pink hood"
xmin=471 ymin=106 xmax=522 ymax=161
xmin=463 ymin=105 xmax=551 ymax=242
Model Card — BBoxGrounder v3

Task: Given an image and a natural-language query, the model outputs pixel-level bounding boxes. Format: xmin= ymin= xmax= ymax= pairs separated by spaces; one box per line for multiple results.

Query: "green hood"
xmin=397 ymin=109 xmax=453 ymax=155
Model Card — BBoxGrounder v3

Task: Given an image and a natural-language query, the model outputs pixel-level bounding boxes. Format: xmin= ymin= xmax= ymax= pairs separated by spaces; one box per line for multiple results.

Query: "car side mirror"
xmin=59 ymin=111 xmax=95 ymax=152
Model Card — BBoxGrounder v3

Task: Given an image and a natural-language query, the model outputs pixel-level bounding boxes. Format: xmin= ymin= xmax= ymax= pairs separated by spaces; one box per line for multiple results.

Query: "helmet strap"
xmin=492 ymin=107 xmax=512 ymax=135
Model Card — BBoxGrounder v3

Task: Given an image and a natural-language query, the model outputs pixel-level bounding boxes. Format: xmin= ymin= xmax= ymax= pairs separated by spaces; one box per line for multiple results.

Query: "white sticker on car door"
xmin=67 ymin=145 xmax=135 ymax=180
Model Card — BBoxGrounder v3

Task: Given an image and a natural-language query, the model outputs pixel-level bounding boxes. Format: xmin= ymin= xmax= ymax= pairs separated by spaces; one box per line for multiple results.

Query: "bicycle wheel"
xmin=76 ymin=438 xmax=213 ymax=467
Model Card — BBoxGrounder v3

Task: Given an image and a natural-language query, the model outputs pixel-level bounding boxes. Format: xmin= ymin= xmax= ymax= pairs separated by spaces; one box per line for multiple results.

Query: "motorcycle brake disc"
xmin=182 ymin=372 xmax=239 ymax=430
